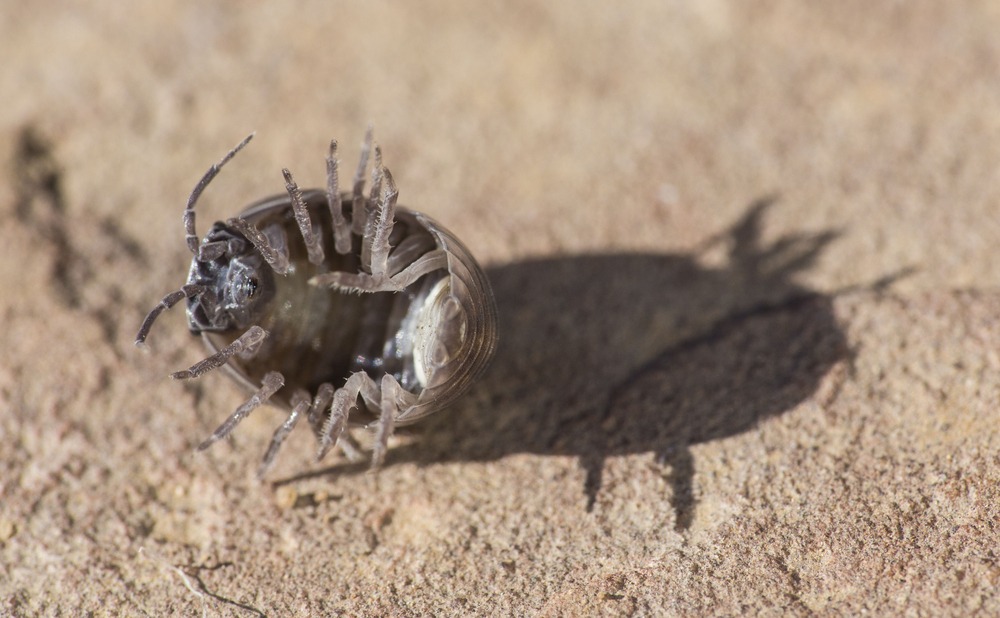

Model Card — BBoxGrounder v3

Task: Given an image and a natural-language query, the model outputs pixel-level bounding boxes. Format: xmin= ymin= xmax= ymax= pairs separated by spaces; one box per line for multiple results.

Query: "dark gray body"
xmin=198 ymin=189 xmax=498 ymax=426
xmin=137 ymin=132 xmax=497 ymax=473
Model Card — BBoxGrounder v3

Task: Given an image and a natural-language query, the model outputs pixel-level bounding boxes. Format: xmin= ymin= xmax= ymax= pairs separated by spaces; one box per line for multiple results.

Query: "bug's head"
xmin=185 ymin=222 xmax=277 ymax=333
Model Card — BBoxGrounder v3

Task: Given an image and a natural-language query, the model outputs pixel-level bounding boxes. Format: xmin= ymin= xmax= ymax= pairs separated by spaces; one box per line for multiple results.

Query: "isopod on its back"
xmin=136 ymin=129 xmax=498 ymax=476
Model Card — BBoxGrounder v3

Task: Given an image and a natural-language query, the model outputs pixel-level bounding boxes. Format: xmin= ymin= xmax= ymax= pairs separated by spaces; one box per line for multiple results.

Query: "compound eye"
xmin=233 ymin=274 xmax=259 ymax=305
xmin=245 ymin=276 xmax=259 ymax=299
xmin=242 ymin=276 xmax=260 ymax=302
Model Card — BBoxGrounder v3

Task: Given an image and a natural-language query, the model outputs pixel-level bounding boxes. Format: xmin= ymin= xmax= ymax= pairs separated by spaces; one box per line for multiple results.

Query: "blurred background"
xmin=2 ymin=2 xmax=999 ymax=615
xmin=5 ymin=2 xmax=1000 ymax=289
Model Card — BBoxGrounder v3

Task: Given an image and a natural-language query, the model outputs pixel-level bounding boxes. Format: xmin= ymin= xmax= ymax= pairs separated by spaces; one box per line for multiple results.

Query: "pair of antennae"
xmin=135 ymin=128 xmax=385 ymax=349
xmin=135 ymin=133 xmax=255 ymax=348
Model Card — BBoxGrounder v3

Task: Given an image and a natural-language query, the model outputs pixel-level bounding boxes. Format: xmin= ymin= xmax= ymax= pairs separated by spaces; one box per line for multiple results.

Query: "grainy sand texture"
xmin=2 ymin=2 xmax=998 ymax=616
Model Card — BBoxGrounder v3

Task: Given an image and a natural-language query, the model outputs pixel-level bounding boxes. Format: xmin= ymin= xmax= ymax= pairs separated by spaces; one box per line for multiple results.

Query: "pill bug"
xmin=136 ymin=129 xmax=498 ymax=476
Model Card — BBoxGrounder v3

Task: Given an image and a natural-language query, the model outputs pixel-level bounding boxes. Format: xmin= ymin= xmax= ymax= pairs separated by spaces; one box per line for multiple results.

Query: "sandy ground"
xmin=2 ymin=2 xmax=999 ymax=616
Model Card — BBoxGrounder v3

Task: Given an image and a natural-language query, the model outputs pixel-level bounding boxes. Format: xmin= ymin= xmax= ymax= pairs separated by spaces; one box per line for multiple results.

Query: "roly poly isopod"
xmin=136 ymin=129 xmax=498 ymax=477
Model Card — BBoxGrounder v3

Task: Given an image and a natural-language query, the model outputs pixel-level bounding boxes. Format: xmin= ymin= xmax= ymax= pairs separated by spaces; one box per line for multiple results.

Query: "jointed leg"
xmin=170 ymin=325 xmax=267 ymax=380
xmin=225 ymin=218 xmax=290 ymax=275
xmin=351 ymin=126 xmax=374 ymax=235
xmin=371 ymin=374 xmax=418 ymax=469
xmin=364 ymin=164 xmax=395 ymax=279
xmin=372 ymin=374 xmax=397 ymax=469
xmin=309 ymin=128 xmax=450 ymax=294
xmin=311 ymin=248 xmax=448 ymax=293
xmin=385 ymin=249 xmax=449 ymax=288
xmin=384 ymin=234 xmax=436 ymax=275
xmin=257 ymin=389 xmax=310 ymax=478
xmin=326 ymin=140 xmax=353 ymax=255
xmin=361 ymin=145 xmax=384 ymax=267
xmin=197 ymin=371 xmax=285 ymax=451
xmin=307 ymin=383 xmax=335 ymax=435
xmin=283 ymin=168 xmax=325 ymax=265
xmin=307 ymin=383 xmax=362 ymax=461
xmin=316 ymin=371 xmax=382 ymax=461
xmin=311 ymin=170 xmax=448 ymax=293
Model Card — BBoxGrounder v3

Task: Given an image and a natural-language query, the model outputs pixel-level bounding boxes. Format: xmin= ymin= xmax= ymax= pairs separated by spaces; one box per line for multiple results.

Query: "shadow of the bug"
xmin=282 ymin=198 xmax=853 ymax=529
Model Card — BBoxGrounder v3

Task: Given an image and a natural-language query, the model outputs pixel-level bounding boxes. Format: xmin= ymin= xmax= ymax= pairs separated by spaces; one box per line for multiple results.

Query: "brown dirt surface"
xmin=2 ymin=2 xmax=998 ymax=616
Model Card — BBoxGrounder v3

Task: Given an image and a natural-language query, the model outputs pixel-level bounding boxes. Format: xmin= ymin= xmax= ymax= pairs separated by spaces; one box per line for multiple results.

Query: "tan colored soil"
xmin=2 ymin=2 xmax=998 ymax=615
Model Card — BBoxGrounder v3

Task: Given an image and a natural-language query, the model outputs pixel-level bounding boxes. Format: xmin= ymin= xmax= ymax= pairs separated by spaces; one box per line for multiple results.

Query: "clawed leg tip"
xmin=170 ymin=371 xmax=192 ymax=380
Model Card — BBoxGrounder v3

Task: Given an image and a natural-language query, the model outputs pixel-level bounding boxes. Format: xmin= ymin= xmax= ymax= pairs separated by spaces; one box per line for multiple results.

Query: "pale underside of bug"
xmin=136 ymin=129 xmax=498 ymax=477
